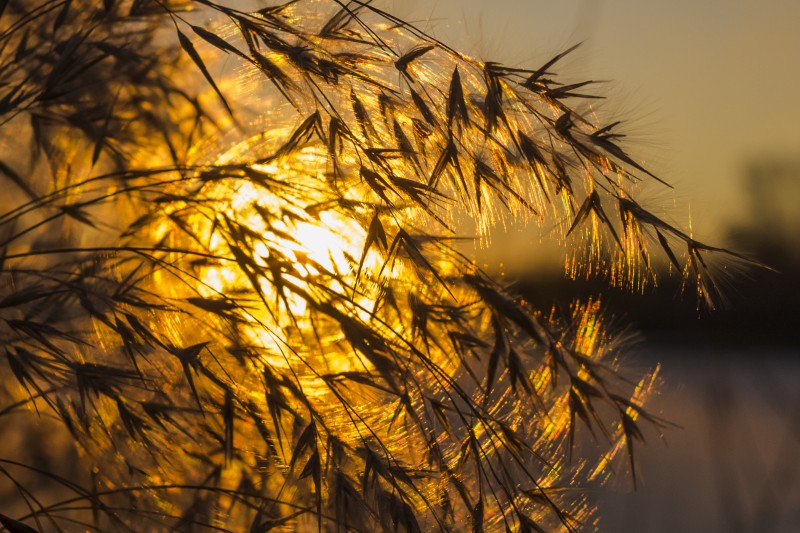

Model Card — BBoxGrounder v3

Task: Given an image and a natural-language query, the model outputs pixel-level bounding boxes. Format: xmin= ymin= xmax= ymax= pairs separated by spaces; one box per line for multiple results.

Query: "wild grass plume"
xmin=0 ymin=1 xmax=753 ymax=531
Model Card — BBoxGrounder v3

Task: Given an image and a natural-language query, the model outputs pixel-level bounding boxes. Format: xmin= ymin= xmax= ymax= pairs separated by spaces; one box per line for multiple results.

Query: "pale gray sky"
xmin=390 ymin=0 xmax=800 ymax=271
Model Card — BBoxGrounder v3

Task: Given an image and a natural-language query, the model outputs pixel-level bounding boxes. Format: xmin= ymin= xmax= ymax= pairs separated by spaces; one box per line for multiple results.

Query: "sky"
xmin=389 ymin=0 xmax=800 ymax=271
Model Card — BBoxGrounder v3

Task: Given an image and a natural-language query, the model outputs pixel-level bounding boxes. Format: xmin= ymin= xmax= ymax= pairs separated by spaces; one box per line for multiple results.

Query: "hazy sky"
xmin=390 ymin=0 xmax=800 ymax=269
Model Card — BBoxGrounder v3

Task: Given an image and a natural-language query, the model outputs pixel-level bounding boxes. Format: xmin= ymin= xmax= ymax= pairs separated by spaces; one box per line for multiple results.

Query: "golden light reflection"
xmin=588 ymin=365 xmax=661 ymax=483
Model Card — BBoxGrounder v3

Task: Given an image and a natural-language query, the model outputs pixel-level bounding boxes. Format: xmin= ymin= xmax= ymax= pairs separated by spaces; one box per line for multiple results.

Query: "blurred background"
xmin=393 ymin=0 xmax=800 ymax=530
xmin=1 ymin=1 xmax=797 ymax=529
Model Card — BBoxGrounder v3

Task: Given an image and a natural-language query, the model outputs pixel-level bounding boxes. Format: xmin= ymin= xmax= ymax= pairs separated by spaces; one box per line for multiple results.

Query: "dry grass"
xmin=0 ymin=1 xmax=756 ymax=531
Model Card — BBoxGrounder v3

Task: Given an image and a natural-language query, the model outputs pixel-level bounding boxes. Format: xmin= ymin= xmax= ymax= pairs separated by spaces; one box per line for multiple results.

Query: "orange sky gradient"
xmin=391 ymin=0 xmax=800 ymax=273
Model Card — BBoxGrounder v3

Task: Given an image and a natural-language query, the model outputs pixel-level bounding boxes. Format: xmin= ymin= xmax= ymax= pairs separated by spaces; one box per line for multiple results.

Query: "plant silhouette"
xmin=0 ymin=1 xmax=753 ymax=531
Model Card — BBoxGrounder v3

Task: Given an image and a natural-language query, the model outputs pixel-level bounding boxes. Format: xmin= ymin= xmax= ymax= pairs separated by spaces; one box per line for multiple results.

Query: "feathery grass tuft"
xmin=0 ymin=0 xmax=757 ymax=531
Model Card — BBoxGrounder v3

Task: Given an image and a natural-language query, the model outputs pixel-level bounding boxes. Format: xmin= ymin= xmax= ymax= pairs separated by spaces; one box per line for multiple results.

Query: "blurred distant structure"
xmin=732 ymin=157 xmax=800 ymax=266
xmin=515 ymin=156 xmax=800 ymax=348
xmin=597 ymin=157 xmax=800 ymax=531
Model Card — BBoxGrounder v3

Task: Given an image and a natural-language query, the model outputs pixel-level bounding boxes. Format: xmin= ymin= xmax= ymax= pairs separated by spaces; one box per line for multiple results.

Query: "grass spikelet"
xmin=0 ymin=0 xmax=763 ymax=531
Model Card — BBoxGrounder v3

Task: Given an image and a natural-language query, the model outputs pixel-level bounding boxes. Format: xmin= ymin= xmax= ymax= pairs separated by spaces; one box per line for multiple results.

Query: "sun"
xmin=185 ymin=140 xmax=392 ymax=371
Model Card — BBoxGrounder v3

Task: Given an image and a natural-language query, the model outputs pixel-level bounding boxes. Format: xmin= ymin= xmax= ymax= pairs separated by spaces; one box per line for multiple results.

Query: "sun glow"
xmin=188 ymin=144 xmax=394 ymax=372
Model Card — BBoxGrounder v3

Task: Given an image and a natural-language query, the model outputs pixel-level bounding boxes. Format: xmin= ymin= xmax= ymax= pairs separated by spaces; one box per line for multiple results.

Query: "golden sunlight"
xmin=191 ymin=142 xmax=391 ymax=374
xmin=0 ymin=1 xmax=748 ymax=531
